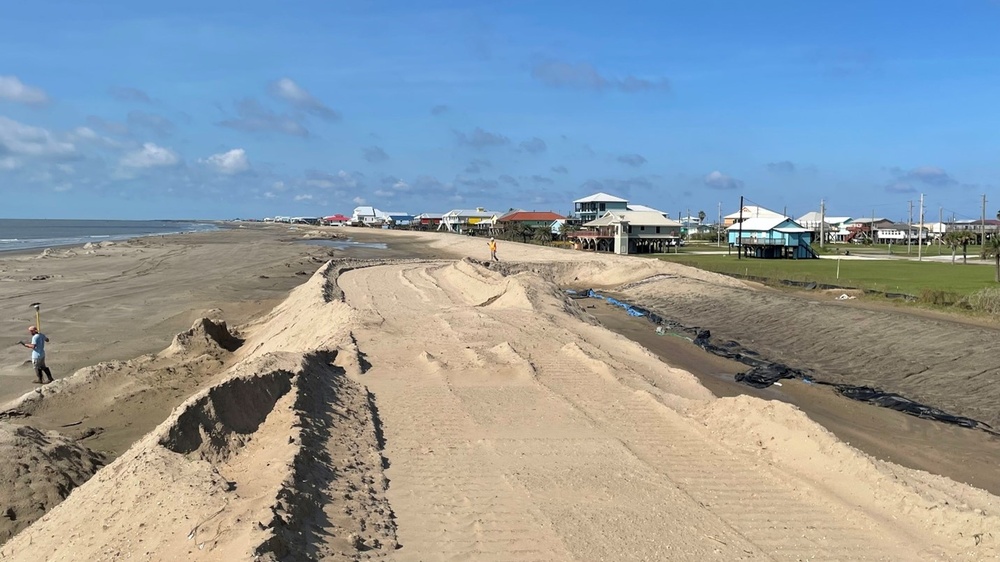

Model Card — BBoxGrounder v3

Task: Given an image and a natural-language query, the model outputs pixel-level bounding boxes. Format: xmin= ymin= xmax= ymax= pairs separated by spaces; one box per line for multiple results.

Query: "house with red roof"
xmin=497 ymin=210 xmax=565 ymax=229
xmin=322 ymin=214 xmax=351 ymax=226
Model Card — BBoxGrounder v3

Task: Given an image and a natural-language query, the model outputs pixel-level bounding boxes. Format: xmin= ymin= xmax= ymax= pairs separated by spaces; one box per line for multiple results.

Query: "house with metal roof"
xmin=322 ymin=214 xmax=351 ymax=226
xmin=577 ymin=210 xmax=683 ymax=254
xmin=723 ymin=205 xmax=786 ymax=227
xmin=438 ymin=207 xmax=502 ymax=233
xmin=727 ymin=217 xmax=816 ymax=258
xmin=497 ymin=210 xmax=566 ymax=229
xmin=414 ymin=213 xmax=443 ymax=230
xmin=572 ymin=192 xmax=630 ymax=223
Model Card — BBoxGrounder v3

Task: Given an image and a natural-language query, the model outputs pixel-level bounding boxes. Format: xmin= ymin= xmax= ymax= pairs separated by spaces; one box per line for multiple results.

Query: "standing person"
xmin=20 ymin=326 xmax=53 ymax=384
xmin=488 ymin=237 xmax=499 ymax=262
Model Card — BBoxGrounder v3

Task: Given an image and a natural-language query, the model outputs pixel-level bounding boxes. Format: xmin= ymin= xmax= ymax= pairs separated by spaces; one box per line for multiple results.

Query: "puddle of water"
xmin=302 ymin=239 xmax=388 ymax=250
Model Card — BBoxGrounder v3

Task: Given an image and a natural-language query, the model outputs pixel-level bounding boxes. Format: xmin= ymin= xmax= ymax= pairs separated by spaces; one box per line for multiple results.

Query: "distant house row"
xmin=292 ymin=194 xmax=997 ymax=259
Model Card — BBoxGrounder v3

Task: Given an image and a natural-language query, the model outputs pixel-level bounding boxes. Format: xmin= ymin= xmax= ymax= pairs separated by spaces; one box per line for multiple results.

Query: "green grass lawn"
xmin=653 ymin=253 xmax=998 ymax=296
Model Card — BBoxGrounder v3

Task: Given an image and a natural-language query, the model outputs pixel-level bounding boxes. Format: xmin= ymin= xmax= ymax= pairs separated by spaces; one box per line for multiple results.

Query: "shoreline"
xmin=0 ymin=219 xmax=224 ymax=256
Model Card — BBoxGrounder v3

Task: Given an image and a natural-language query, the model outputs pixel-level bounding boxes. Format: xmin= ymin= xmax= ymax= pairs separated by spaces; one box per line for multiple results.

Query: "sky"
xmin=1 ymin=0 xmax=999 ymax=221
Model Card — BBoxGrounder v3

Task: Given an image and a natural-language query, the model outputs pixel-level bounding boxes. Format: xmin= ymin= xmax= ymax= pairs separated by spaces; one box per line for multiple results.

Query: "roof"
xmin=626 ymin=204 xmax=664 ymax=213
xmin=415 ymin=213 xmax=443 ymax=219
xmin=584 ymin=211 xmax=682 ymax=228
xmin=443 ymin=209 xmax=499 ymax=218
xmin=499 ymin=211 xmax=565 ymax=222
xmin=727 ymin=217 xmax=807 ymax=232
xmin=574 ymin=192 xmax=628 ymax=204
xmin=352 ymin=206 xmax=378 ymax=216
xmin=797 ymin=212 xmax=851 ymax=224
xmin=324 ymin=214 xmax=350 ymax=221
xmin=724 ymin=206 xmax=785 ymax=220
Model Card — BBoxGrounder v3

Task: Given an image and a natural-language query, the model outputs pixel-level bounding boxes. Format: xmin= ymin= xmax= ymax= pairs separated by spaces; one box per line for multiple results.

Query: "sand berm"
xmin=2 ymin=230 xmax=999 ymax=560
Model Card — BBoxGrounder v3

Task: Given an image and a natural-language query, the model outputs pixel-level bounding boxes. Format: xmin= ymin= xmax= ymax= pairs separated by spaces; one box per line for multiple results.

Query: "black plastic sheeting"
xmin=574 ymin=288 xmax=996 ymax=434
xmin=832 ymin=385 xmax=989 ymax=431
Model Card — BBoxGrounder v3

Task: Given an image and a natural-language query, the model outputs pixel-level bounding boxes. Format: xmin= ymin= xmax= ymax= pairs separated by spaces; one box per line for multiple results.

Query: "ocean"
xmin=0 ymin=219 xmax=219 ymax=253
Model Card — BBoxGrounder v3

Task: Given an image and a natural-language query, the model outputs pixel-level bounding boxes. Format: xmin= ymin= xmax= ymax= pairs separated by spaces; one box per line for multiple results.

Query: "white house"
xmin=351 ymin=206 xmax=381 ymax=226
xmin=724 ymin=205 xmax=785 ymax=227
xmin=438 ymin=208 xmax=502 ymax=233
xmin=577 ymin=210 xmax=683 ymax=254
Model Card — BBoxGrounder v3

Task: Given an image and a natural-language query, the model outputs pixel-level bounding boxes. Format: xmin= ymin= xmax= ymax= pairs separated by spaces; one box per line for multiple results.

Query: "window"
xmin=656 ymin=226 xmax=661 ymax=234
xmin=600 ymin=203 xmax=606 ymax=211
xmin=640 ymin=226 xmax=645 ymax=231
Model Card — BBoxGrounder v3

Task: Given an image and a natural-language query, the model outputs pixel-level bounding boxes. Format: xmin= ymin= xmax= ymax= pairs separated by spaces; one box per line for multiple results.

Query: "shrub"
xmin=961 ymin=287 xmax=1000 ymax=315
xmin=918 ymin=289 xmax=961 ymax=306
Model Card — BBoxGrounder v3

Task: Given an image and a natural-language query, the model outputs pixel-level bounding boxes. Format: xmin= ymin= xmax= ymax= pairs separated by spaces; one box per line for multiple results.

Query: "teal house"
xmin=727 ymin=217 xmax=817 ymax=259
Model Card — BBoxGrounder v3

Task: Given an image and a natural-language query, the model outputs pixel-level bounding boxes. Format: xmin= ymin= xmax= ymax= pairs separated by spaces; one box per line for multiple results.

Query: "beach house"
xmin=439 ymin=208 xmax=502 ymax=234
xmin=577 ymin=210 xmax=682 ymax=254
xmin=322 ymin=214 xmax=351 ymax=226
xmin=414 ymin=213 xmax=443 ymax=230
xmin=727 ymin=217 xmax=816 ymax=259
xmin=497 ymin=211 xmax=566 ymax=230
xmin=572 ymin=193 xmax=630 ymax=223
xmin=351 ymin=206 xmax=385 ymax=226
xmin=723 ymin=205 xmax=785 ymax=227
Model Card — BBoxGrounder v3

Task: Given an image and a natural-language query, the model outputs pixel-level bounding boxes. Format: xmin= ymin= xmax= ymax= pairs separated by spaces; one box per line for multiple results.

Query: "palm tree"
xmin=944 ymin=231 xmax=977 ymax=264
xmin=982 ymin=236 xmax=1000 ymax=282
xmin=698 ymin=210 xmax=707 ymax=224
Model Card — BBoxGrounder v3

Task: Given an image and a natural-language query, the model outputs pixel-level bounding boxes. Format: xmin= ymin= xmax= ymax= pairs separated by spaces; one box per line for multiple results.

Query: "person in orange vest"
xmin=488 ymin=237 xmax=499 ymax=262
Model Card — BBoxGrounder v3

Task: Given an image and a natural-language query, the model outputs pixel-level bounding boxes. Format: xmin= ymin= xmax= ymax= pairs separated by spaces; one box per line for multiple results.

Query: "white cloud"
xmin=120 ymin=142 xmax=180 ymax=169
xmin=374 ymin=189 xmax=393 ymax=197
xmin=294 ymin=194 xmax=313 ymax=201
xmin=352 ymin=196 xmax=366 ymax=205
xmin=264 ymin=191 xmax=276 ymax=199
xmin=0 ymin=157 xmax=19 ymax=170
xmin=67 ymin=126 xmax=121 ymax=148
xmin=268 ymin=78 xmax=340 ymax=121
xmin=703 ymin=170 xmax=744 ymax=190
xmin=0 ymin=76 xmax=49 ymax=105
xmin=393 ymin=180 xmax=411 ymax=191
xmin=0 ymin=116 xmax=76 ymax=158
xmin=271 ymin=181 xmax=287 ymax=191
xmin=202 ymin=148 xmax=250 ymax=175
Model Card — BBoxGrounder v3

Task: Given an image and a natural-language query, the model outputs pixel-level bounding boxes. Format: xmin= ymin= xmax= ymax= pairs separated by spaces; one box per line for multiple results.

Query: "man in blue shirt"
xmin=20 ymin=326 xmax=53 ymax=384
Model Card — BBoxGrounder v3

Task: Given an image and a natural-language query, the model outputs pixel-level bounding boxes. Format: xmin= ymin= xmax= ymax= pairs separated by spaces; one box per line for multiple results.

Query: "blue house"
xmin=572 ymin=192 xmax=629 ymax=223
xmin=727 ymin=217 xmax=817 ymax=259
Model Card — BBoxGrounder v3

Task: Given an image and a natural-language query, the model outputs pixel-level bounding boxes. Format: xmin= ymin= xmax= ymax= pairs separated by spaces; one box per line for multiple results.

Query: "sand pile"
xmin=6 ymin=235 xmax=1000 ymax=559
xmin=2 ymin=351 xmax=395 ymax=561
xmin=0 ymin=424 xmax=104 ymax=543
xmin=164 ymin=318 xmax=243 ymax=357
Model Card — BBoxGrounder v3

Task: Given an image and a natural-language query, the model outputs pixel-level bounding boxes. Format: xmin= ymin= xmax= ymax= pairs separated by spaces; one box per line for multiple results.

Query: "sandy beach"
xmin=2 ymin=226 xmax=999 ymax=560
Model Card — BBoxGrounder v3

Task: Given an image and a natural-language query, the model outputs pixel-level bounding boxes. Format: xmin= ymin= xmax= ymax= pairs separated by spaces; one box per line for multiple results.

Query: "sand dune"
xmin=2 ymin=231 xmax=999 ymax=560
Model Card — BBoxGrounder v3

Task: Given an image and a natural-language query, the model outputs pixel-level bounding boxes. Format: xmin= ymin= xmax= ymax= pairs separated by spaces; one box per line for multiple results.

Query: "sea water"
xmin=0 ymin=219 xmax=218 ymax=253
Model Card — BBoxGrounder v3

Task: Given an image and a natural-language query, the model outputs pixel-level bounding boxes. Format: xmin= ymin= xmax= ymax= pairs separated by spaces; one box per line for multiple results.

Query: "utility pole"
xmin=871 ymin=209 xmax=876 ymax=245
xmin=738 ymin=196 xmax=744 ymax=260
xmin=908 ymin=200 xmax=913 ymax=254
xmin=819 ymin=199 xmax=825 ymax=249
xmin=717 ymin=201 xmax=722 ymax=247
xmin=983 ymin=194 xmax=988 ymax=246
xmin=939 ymin=206 xmax=943 ymax=255
xmin=918 ymin=193 xmax=924 ymax=261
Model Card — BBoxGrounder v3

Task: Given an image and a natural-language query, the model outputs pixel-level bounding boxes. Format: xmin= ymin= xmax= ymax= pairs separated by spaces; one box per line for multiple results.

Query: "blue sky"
xmin=1 ymin=0 xmax=999 ymax=221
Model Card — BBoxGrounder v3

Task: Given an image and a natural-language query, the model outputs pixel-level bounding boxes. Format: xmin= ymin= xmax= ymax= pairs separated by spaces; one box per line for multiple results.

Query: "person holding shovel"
xmin=488 ymin=237 xmax=499 ymax=262
xmin=20 ymin=326 xmax=53 ymax=384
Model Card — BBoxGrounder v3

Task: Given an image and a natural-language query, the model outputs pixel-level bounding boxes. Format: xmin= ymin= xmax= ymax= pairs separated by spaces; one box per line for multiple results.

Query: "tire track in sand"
xmin=338 ymin=260 xmax=958 ymax=561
